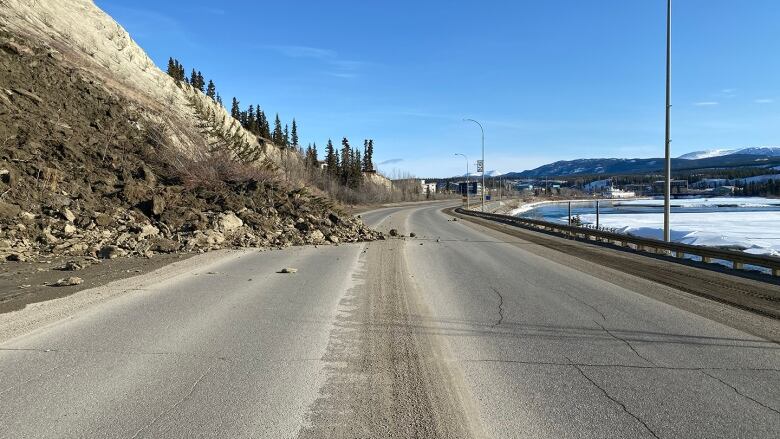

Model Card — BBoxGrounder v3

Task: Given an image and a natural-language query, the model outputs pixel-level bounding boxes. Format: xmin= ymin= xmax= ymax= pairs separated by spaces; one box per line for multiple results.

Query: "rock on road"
xmin=1 ymin=202 xmax=778 ymax=438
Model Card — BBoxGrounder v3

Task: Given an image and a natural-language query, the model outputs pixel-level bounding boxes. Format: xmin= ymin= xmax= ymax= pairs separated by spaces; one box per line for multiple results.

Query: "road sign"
xmin=476 ymin=160 xmax=484 ymax=172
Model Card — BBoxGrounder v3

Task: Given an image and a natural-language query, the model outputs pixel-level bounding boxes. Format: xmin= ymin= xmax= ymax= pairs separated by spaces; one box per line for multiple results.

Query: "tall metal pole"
xmin=455 ymin=153 xmax=470 ymax=210
xmin=464 ymin=119 xmax=485 ymax=212
xmin=663 ymin=0 xmax=672 ymax=242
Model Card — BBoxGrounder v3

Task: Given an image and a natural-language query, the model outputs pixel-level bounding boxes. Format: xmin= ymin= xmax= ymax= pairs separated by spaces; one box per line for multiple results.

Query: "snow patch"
xmin=578 ymin=211 xmax=780 ymax=257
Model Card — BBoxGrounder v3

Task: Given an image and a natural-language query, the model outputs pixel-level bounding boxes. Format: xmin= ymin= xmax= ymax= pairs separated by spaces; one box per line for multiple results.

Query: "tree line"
xmin=166 ymin=57 xmax=377 ymax=189
xmin=303 ymin=138 xmax=375 ymax=189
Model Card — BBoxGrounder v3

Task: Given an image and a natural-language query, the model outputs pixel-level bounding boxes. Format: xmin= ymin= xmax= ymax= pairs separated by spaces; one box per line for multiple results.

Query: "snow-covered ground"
xmin=615 ymin=197 xmax=780 ymax=208
xmin=578 ymin=210 xmax=780 ymax=257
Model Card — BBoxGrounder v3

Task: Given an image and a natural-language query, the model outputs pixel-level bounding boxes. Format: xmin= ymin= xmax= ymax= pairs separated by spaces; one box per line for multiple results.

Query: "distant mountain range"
xmin=677 ymin=146 xmax=780 ymax=160
xmin=505 ymin=148 xmax=780 ymax=178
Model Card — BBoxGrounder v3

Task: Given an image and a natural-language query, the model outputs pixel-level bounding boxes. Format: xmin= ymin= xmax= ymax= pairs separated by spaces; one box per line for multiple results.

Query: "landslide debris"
xmin=0 ymin=33 xmax=379 ymax=262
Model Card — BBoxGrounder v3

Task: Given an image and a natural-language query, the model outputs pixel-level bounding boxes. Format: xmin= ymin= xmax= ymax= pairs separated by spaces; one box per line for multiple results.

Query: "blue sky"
xmin=96 ymin=0 xmax=779 ymax=177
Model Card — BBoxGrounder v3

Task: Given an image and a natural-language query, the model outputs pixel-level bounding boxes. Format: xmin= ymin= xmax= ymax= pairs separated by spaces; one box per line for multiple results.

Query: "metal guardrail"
xmin=455 ymin=208 xmax=780 ymax=277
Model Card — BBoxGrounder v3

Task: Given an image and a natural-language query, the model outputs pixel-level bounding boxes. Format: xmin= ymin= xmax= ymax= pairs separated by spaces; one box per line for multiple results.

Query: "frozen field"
xmin=579 ymin=210 xmax=780 ymax=257
xmin=515 ymin=197 xmax=780 ymax=257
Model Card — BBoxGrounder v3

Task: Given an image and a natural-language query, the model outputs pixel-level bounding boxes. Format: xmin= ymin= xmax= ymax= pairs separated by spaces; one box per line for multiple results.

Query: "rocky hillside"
xmin=0 ymin=3 xmax=380 ymax=262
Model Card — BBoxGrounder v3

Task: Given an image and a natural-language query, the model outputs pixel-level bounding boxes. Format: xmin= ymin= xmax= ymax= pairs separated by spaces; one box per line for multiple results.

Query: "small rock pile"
xmin=0 ymin=185 xmax=380 ymax=262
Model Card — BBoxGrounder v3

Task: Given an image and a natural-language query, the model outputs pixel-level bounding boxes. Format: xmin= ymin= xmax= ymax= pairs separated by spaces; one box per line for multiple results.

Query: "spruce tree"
xmin=311 ymin=142 xmax=320 ymax=169
xmin=365 ymin=139 xmax=374 ymax=172
xmin=216 ymin=94 xmax=223 ymax=106
xmin=340 ymin=138 xmax=352 ymax=185
xmin=174 ymin=60 xmax=185 ymax=82
xmin=257 ymin=109 xmax=270 ymax=138
xmin=166 ymin=57 xmax=176 ymax=78
xmin=352 ymin=149 xmax=362 ymax=188
xmin=247 ymin=105 xmax=257 ymax=133
xmin=325 ymin=139 xmax=338 ymax=176
xmin=272 ymin=114 xmax=284 ymax=146
xmin=196 ymin=71 xmax=205 ymax=92
xmin=290 ymin=119 xmax=299 ymax=148
xmin=190 ymin=69 xmax=198 ymax=87
xmin=230 ymin=98 xmax=241 ymax=120
xmin=206 ymin=80 xmax=216 ymax=100
xmin=283 ymin=125 xmax=290 ymax=147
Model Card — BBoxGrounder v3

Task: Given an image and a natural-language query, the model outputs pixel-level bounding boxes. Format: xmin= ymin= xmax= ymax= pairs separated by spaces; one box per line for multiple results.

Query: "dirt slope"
xmin=0 ymin=1 xmax=381 ymax=263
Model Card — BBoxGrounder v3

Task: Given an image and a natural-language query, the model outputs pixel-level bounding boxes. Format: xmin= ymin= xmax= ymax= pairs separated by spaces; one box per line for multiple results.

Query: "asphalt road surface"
xmin=1 ymin=202 xmax=778 ymax=438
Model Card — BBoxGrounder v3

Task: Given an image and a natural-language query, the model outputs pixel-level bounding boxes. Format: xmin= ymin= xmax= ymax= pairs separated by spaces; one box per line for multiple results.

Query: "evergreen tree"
xmin=272 ymin=114 xmax=284 ymax=146
xmin=247 ymin=105 xmax=257 ymax=133
xmin=283 ymin=124 xmax=290 ymax=147
xmin=230 ymin=98 xmax=241 ymax=120
xmin=311 ymin=142 xmax=319 ymax=168
xmin=257 ymin=109 xmax=270 ymax=138
xmin=190 ymin=69 xmax=198 ymax=87
xmin=305 ymin=144 xmax=313 ymax=167
xmin=216 ymin=94 xmax=223 ymax=107
xmin=166 ymin=57 xmax=176 ymax=78
xmin=174 ymin=60 xmax=185 ymax=81
xmin=205 ymin=80 xmax=216 ymax=100
xmin=305 ymin=143 xmax=319 ymax=169
xmin=352 ymin=149 xmax=362 ymax=188
xmin=325 ymin=139 xmax=338 ymax=176
xmin=364 ymin=139 xmax=374 ymax=172
xmin=290 ymin=119 xmax=299 ymax=147
xmin=340 ymin=138 xmax=352 ymax=185
xmin=196 ymin=71 xmax=205 ymax=92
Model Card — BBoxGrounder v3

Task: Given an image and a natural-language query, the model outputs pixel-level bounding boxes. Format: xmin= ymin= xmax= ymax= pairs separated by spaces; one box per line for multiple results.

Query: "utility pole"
xmin=464 ymin=119 xmax=485 ymax=212
xmin=664 ymin=0 xmax=672 ymax=242
xmin=455 ymin=153 xmax=470 ymax=209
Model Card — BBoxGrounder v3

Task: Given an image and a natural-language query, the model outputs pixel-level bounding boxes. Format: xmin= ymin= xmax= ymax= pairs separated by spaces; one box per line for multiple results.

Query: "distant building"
xmin=604 ymin=188 xmax=636 ymax=199
xmin=516 ymin=183 xmax=534 ymax=192
xmin=420 ymin=180 xmax=437 ymax=195
xmin=457 ymin=181 xmax=480 ymax=195
xmin=625 ymin=184 xmax=653 ymax=195
xmin=653 ymin=180 xmax=688 ymax=194
xmin=584 ymin=179 xmax=612 ymax=193
xmin=694 ymin=178 xmax=729 ymax=189
xmin=713 ymin=185 xmax=736 ymax=196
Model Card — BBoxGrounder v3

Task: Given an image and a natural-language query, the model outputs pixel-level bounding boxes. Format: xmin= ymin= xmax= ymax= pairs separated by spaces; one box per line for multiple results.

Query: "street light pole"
xmin=663 ymin=0 xmax=672 ymax=242
xmin=455 ymin=153 xmax=470 ymax=210
xmin=464 ymin=118 xmax=485 ymax=212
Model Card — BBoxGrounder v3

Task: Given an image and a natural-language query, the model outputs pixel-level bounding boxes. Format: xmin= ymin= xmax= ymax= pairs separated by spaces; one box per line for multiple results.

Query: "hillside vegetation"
xmin=0 ymin=1 xmax=385 ymax=262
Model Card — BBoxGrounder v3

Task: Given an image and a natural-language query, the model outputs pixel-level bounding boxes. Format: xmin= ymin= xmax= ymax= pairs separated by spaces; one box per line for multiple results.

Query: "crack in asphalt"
xmin=566 ymin=357 xmax=661 ymax=439
xmin=563 ymin=291 xmax=607 ymax=321
xmin=520 ymin=277 xmax=608 ymax=321
xmin=130 ymin=363 xmax=215 ymax=439
xmin=593 ymin=320 xmax=656 ymax=366
xmin=490 ymin=287 xmax=505 ymax=328
xmin=700 ymin=370 xmax=780 ymax=415
xmin=464 ymin=358 xmax=780 ymax=372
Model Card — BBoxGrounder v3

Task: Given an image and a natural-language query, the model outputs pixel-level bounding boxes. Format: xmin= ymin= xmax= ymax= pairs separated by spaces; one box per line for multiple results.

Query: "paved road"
xmin=1 ymin=202 xmax=778 ymax=438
